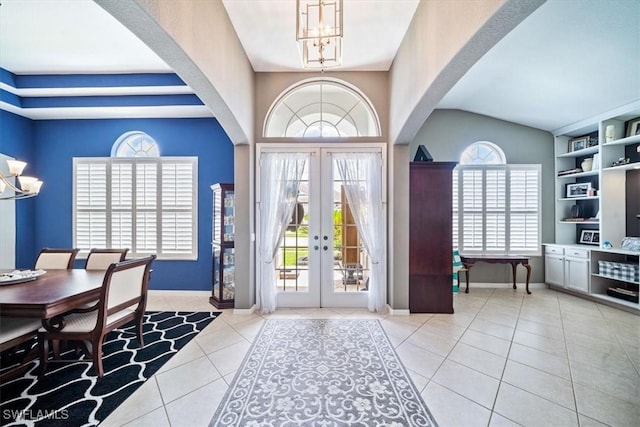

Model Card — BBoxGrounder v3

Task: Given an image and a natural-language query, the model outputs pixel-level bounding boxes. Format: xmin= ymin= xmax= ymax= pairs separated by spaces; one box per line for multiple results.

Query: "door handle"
xmin=323 ymin=245 xmax=328 ymax=251
xmin=314 ymin=245 xmax=319 ymax=251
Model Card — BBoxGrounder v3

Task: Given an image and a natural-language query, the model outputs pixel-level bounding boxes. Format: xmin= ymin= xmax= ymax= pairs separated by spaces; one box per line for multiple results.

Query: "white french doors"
xmin=257 ymin=144 xmax=385 ymax=309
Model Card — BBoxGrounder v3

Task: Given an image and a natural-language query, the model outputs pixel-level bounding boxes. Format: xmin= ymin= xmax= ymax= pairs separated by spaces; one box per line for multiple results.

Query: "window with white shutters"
xmin=73 ymin=157 xmax=197 ymax=260
xmin=453 ymin=164 xmax=541 ymax=255
xmin=453 ymin=141 xmax=540 ymax=256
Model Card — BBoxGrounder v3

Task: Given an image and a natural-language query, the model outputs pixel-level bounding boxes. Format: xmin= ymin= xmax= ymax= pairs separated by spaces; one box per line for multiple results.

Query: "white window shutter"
xmin=74 ymin=157 xmax=197 ymax=259
xmin=456 ymin=164 xmax=540 ymax=256
xmin=74 ymin=161 xmax=107 ymax=249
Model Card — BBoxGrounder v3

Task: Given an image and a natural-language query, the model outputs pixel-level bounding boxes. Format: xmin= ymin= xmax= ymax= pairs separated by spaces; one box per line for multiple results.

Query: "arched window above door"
xmin=264 ymin=79 xmax=381 ymax=138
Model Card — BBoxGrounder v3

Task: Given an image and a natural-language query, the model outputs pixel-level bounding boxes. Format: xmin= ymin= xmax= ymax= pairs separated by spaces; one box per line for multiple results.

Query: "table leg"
xmin=523 ymin=262 xmax=532 ymax=294
xmin=511 ymin=262 xmax=518 ymax=290
xmin=464 ymin=263 xmax=472 ymax=293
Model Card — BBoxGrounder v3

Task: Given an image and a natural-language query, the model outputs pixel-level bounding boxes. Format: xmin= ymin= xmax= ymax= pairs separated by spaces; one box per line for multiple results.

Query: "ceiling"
xmin=0 ymin=0 xmax=638 ymax=133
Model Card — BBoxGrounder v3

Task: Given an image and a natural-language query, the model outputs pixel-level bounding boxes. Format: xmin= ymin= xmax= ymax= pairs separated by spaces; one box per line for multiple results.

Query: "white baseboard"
xmin=233 ymin=305 xmax=257 ymax=315
xmin=386 ymin=305 xmax=410 ymax=316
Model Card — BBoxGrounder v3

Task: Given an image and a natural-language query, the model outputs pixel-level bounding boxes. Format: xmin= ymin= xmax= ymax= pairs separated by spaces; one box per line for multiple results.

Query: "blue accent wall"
xmin=2 ymin=114 xmax=234 ymax=291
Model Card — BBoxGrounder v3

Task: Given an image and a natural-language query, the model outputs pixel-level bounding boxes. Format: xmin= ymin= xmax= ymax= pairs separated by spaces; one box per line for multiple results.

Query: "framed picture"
xmin=566 ymin=182 xmax=592 ymax=198
xmin=579 ymin=230 xmax=599 ymax=245
xmin=569 ymin=136 xmax=589 ymax=152
xmin=626 ymin=117 xmax=640 ymax=137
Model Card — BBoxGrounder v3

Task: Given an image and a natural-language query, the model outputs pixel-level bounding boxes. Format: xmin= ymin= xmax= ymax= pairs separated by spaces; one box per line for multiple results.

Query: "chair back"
xmin=85 ymin=248 xmax=129 ymax=270
xmin=98 ymin=255 xmax=156 ymax=324
xmin=34 ymin=248 xmax=80 ymax=270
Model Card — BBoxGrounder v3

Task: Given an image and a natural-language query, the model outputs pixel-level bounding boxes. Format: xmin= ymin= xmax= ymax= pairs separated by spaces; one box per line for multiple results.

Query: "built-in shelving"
xmin=547 ymin=101 xmax=640 ymax=312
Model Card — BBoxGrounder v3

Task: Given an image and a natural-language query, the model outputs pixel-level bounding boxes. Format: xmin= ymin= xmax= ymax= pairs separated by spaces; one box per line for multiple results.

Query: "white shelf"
xmin=558 ymin=196 xmax=599 ymax=201
xmin=591 ymin=273 xmax=640 ymax=286
xmin=557 ymin=145 xmax=599 ymax=158
xmin=559 ymin=220 xmax=599 ymax=225
xmin=591 ymin=293 xmax=639 ymax=309
xmin=556 ymin=170 xmax=599 ymax=179
xmin=601 ymin=134 xmax=640 ymax=147
xmin=602 ymin=162 xmax=640 ymax=172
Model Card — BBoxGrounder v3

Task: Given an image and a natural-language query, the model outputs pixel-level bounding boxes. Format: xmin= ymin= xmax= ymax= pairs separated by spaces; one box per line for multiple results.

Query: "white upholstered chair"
xmin=38 ymin=255 xmax=156 ymax=378
xmin=34 ymin=248 xmax=80 ymax=270
xmin=84 ymin=248 xmax=128 ymax=270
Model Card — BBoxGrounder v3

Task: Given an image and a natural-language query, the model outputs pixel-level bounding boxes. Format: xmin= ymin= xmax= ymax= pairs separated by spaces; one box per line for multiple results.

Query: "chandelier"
xmin=0 ymin=159 xmax=43 ymax=200
xmin=296 ymin=0 xmax=343 ymax=69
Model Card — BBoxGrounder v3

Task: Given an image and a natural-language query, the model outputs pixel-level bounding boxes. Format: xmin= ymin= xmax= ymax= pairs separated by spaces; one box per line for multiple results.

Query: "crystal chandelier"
xmin=0 ymin=159 xmax=43 ymax=200
xmin=296 ymin=0 xmax=343 ymax=69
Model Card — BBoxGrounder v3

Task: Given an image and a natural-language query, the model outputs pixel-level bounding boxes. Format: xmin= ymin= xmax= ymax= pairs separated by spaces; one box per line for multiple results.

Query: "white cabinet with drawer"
xmin=545 ymin=246 xmax=565 ymax=287
xmin=544 ymin=244 xmax=590 ymax=293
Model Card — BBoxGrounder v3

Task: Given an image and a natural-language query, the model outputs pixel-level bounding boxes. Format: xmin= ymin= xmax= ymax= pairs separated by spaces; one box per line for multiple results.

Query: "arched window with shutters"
xmin=453 ymin=141 xmax=541 ymax=255
xmin=73 ymin=131 xmax=197 ymax=259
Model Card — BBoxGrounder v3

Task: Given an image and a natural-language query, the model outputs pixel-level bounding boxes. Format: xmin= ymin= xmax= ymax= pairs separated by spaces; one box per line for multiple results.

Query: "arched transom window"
xmin=111 ymin=131 xmax=160 ymax=157
xmin=264 ymin=79 xmax=380 ymax=138
xmin=459 ymin=141 xmax=506 ymax=165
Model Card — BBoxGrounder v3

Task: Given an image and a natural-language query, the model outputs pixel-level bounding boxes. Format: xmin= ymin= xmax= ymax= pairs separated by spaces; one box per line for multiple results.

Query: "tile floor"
xmin=101 ymin=287 xmax=640 ymax=427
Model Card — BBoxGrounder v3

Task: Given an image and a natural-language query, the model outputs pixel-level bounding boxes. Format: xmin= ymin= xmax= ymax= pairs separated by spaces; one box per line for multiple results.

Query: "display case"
xmin=210 ymin=183 xmax=235 ymax=309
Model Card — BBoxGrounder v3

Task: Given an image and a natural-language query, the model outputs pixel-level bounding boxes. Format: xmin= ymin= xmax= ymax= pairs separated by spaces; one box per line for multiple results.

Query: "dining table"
xmin=0 ymin=269 xmax=105 ymax=322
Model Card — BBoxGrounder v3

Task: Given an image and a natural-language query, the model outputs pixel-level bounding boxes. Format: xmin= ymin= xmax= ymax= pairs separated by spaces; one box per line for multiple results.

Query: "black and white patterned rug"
xmin=210 ymin=319 xmax=439 ymax=427
xmin=0 ymin=311 xmax=219 ymax=427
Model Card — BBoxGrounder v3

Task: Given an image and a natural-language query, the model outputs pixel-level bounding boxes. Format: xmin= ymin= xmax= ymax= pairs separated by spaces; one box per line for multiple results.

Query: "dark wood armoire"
xmin=409 ymin=162 xmax=457 ymax=313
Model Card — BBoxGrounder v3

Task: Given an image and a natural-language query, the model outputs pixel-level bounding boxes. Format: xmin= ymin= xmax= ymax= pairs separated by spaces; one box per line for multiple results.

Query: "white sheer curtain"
xmin=333 ymin=152 xmax=386 ymax=313
xmin=258 ymin=152 xmax=308 ymax=314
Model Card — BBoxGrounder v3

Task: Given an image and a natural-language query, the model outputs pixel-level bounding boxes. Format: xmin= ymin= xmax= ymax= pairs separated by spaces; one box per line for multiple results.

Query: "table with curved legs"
xmin=460 ymin=256 xmax=532 ymax=294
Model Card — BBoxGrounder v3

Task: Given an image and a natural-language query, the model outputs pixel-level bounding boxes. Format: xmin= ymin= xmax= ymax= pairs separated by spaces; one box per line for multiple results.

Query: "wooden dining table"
xmin=0 ymin=269 xmax=105 ymax=321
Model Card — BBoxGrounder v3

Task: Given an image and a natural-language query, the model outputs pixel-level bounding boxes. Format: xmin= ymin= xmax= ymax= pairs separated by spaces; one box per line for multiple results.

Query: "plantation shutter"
xmin=74 ymin=157 xmax=197 ymax=260
xmin=75 ymin=160 xmax=107 ymax=249
xmin=454 ymin=164 xmax=540 ymax=255
xmin=161 ymin=161 xmax=197 ymax=255
xmin=509 ymin=166 xmax=540 ymax=253
xmin=461 ymin=169 xmax=484 ymax=251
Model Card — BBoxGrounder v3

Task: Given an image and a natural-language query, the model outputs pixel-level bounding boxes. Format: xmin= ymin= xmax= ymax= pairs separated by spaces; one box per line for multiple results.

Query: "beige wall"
xmin=97 ymin=0 xmax=255 ymax=144
xmin=389 ymin=0 xmax=545 ymax=144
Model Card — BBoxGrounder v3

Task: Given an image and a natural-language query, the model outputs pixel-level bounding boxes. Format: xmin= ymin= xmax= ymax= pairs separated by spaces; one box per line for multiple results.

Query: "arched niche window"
xmin=264 ymin=78 xmax=381 ymax=138
xmin=111 ymin=131 xmax=160 ymax=157
xmin=459 ymin=141 xmax=506 ymax=165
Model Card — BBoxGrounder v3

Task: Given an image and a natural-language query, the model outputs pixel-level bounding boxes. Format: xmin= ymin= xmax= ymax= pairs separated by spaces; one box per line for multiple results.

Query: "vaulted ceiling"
xmin=1 ymin=0 xmax=638 ymax=133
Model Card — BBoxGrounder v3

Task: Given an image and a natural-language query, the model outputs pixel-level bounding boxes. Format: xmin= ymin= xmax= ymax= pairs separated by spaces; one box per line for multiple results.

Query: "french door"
xmin=258 ymin=144 xmax=385 ymax=308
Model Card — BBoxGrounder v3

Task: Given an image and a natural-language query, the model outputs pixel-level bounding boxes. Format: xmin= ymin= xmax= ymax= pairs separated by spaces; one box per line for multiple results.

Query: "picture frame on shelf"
xmin=626 ymin=117 xmax=640 ymax=137
xmin=566 ymin=182 xmax=592 ymax=198
xmin=569 ymin=136 xmax=589 ymax=152
xmin=579 ymin=230 xmax=599 ymax=245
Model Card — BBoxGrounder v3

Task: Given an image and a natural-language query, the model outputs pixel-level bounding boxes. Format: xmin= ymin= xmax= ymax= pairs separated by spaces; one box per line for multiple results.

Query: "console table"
xmin=460 ymin=256 xmax=532 ymax=294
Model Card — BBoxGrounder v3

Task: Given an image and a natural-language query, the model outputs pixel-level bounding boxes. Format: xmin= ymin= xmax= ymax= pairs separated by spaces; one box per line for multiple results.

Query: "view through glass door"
xmin=262 ymin=145 xmax=383 ymax=308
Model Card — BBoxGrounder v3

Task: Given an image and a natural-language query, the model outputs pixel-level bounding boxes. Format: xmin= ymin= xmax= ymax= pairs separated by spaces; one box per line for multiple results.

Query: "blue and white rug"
xmin=210 ymin=319 xmax=438 ymax=427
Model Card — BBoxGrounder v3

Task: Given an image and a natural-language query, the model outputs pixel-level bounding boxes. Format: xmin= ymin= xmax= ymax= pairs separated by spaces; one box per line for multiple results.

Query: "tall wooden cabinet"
xmin=409 ymin=162 xmax=457 ymax=313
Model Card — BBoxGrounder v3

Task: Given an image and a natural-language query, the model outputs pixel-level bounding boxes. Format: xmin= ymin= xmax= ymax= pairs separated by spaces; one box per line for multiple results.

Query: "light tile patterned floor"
xmin=101 ymin=287 xmax=640 ymax=427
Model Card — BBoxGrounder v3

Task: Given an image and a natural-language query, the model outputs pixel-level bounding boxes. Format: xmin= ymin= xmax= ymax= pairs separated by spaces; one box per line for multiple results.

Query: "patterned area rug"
xmin=210 ymin=319 xmax=438 ymax=427
xmin=0 ymin=311 xmax=219 ymax=427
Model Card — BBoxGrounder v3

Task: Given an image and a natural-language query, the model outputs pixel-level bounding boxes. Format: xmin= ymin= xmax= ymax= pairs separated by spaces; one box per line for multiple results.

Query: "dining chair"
xmin=38 ymin=254 xmax=156 ymax=378
xmin=0 ymin=316 xmax=42 ymax=381
xmin=84 ymin=248 xmax=129 ymax=270
xmin=34 ymin=248 xmax=80 ymax=270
